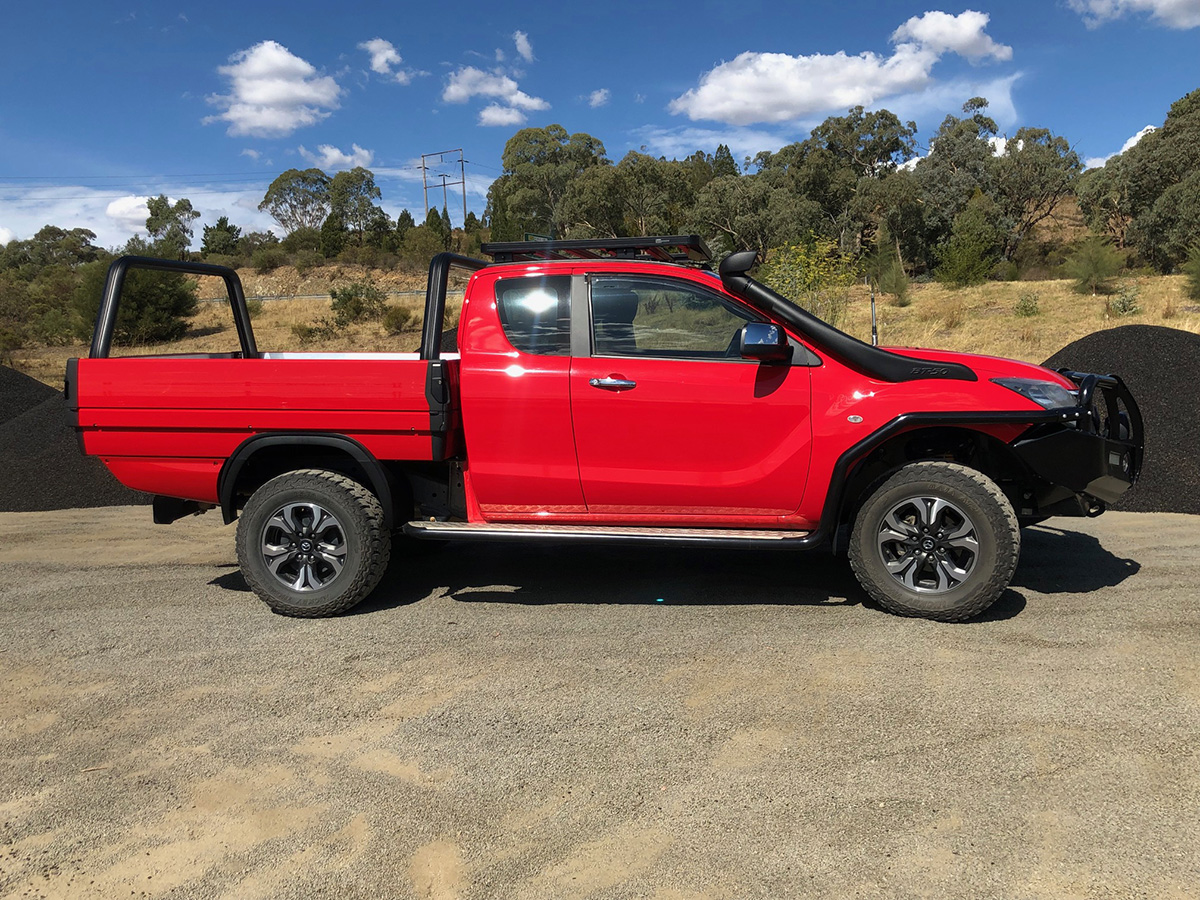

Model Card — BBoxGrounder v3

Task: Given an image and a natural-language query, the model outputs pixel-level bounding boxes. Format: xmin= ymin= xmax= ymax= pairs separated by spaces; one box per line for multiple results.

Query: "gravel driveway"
xmin=1 ymin=508 xmax=1198 ymax=899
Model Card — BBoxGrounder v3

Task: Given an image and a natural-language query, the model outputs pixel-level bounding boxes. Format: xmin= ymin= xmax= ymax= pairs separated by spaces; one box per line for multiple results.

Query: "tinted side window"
xmin=495 ymin=276 xmax=571 ymax=355
xmin=590 ymin=276 xmax=761 ymax=359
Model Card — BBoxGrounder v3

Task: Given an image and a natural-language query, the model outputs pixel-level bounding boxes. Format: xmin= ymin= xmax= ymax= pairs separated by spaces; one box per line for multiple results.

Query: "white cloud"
xmin=299 ymin=143 xmax=374 ymax=170
xmin=670 ymin=10 xmax=1012 ymax=126
xmin=240 ymin=148 xmax=261 ymax=160
xmin=204 ymin=40 xmax=341 ymax=138
xmin=513 ymin=30 xmax=534 ymax=62
xmin=869 ymin=72 xmax=1022 ymax=132
xmin=0 ymin=183 xmax=281 ymax=250
xmin=478 ymin=104 xmax=527 ymax=127
xmin=892 ymin=10 xmax=1012 ymax=61
xmin=588 ymin=88 xmax=610 ymax=108
xmin=0 ymin=226 xmax=13 ymax=246
xmin=1084 ymin=124 xmax=1157 ymax=168
xmin=1121 ymin=124 xmax=1158 ymax=152
xmin=443 ymin=65 xmax=548 ymax=126
xmin=443 ymin=66 xmax=548 ymax=109
xmin=1069 ymin=0 xmax=1200 ymax=28
xmin=360 ymin=38 xmax=401 ymax=74
xmin=632 ymin=125 xmax=791 ymax=163
xmin=358 ymin=37 xmax=416 ymax=84
xmin=106 ymin=195 xmax=152 ymax=233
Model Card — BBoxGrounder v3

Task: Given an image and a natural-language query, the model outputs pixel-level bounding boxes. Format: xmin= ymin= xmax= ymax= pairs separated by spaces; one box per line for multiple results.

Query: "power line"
xmin=0 ymin=187 xmax=273 ymax=201
xmin=0 ymin=171 xmax=270 ymax=180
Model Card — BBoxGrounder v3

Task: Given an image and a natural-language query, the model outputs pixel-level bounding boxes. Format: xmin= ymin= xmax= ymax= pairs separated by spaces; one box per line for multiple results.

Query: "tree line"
xmin=4 ymin=87 xmax=1200 ymax=358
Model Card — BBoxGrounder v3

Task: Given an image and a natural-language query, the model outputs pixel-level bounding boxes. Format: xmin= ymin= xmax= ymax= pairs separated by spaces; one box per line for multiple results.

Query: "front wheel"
xmin=848 ymin=462 xmax=1019 ymax=622
xmin=236 ymin=469 xmax=391 ymax=617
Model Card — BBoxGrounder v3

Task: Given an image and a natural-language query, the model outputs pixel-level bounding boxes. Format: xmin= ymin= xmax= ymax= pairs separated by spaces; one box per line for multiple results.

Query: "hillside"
xmin=8 ymin=266 xmax=1199 ymax=387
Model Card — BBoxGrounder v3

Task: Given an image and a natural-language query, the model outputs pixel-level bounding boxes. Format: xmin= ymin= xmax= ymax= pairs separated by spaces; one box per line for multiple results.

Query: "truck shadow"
xmin=207 ymin=524 xmax=1137 ymax=622
xmin=360 ymin=541 xmax=864 ymax=614
xmin=1012 ymin=525 xmax=1140 ymax=594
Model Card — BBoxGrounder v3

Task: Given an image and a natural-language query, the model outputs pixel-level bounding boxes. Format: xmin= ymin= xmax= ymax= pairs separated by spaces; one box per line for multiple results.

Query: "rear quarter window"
xmin=494 ymin=275 xmax=572 ymax=355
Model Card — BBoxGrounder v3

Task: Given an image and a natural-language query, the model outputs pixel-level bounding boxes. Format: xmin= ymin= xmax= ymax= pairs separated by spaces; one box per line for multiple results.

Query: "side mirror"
xmin=739 ymin=323 xmax=792 ymax=364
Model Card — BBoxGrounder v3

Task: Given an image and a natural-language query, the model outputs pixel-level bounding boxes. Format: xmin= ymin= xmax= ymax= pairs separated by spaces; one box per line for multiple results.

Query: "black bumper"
xmin=1012 ymin=371 xmax=1143 ymax=508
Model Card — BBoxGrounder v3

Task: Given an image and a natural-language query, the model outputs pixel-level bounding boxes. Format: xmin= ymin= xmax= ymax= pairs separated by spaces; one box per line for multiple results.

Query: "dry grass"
xmin=10 ymin=266 xmax=1200 ymax=387
xmin=842 ymin=275 xmax=1200 ymax=363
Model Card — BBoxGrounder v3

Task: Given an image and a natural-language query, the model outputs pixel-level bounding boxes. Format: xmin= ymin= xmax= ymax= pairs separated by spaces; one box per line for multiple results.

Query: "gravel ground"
xmin=2 ymin=507 xmax=1198 ymax=899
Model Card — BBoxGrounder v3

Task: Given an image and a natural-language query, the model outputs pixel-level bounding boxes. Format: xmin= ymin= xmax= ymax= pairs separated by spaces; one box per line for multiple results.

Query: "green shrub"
xmin=291 ymin=321 xmax=337 ymax=344
xmin=202 ymin=253 xmax=242 ymax=270
xmin=383 ymin=305 xmax=416 ymax=334
xmin=252 ymin=247 xmax=287 ymax=274
xmin=1106 ymin=281 xmax=1142 ymax=317
xmin=934 ymin=192 xmax=1003 ymax=288
xmin=865 ymin=226 xmax=910 ymax=306
xmin=293 ymin=250 xmax=324 ymax=277
xmin=31 ymin=308 xmax=76 ymax=345
xmin=935 ymin=239 xmax=993 ymax=288
xmin=1014 ymin=291 xmax=1041 ymax=317
xmin=1183 ymin=244 xmax=1200 ymax=301
xmin=759 ymin=237 xmax=857 ymax=329
xmin=73 ymin=261 xmax=197 ymax=345
xmin=245 ymin=298 xmax=264 ymax=319
xmin=330 ymin=279 xmax=387 ymax=327
xmin=281 ymin=227 xmax=321 ymax=254
xmin=1065 ymin=235 xmax=1123 ymax=295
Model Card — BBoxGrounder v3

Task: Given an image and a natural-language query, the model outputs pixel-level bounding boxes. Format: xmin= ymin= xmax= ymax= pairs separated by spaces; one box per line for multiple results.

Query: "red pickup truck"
xmin=67 ymin=236 xmax=1142 ymax=622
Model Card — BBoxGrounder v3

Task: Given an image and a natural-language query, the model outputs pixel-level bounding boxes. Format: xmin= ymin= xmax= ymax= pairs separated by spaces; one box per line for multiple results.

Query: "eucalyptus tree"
xmin=258 ymin=168 xmax=331 ymax=233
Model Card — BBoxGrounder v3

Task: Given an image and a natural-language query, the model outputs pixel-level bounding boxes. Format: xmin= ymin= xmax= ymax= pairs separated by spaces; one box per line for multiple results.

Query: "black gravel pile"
xmin=1043 ymin=324 xmax=1200 ymax=514
xmin=1 ymin=362 xmax=58 ymax=424
xmin=0 ymin=366 xmax=148 ymax=512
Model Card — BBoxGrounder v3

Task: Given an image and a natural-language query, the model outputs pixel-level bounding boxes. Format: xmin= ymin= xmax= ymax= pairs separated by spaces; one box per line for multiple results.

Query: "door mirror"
xmin=739 ymin=323 xmax=792 ymax=364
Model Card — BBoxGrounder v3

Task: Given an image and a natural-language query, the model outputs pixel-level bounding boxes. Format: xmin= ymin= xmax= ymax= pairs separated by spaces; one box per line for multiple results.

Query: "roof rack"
xmin=480 ymin=234 xmax=712 ymax=264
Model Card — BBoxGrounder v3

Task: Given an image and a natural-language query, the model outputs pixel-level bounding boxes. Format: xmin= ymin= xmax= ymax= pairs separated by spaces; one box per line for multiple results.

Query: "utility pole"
xmin=419 ymin=148 xmax=467 ymax=224
xmin=420 ymin=156 xmax=428 ymax=217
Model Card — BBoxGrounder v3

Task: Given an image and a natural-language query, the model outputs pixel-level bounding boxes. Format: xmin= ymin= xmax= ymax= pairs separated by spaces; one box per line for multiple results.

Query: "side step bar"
xmin=403 ymin=520 xmax=812 ymax=548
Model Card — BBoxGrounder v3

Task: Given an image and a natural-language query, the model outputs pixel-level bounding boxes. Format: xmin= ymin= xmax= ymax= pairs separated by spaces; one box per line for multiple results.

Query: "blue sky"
xmin=1 ymin=0 xmax=1198 ymax=248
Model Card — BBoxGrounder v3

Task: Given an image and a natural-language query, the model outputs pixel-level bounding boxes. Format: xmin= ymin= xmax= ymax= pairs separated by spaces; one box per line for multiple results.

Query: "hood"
xmin=883 ymin=347 xmax=1075 ymax=388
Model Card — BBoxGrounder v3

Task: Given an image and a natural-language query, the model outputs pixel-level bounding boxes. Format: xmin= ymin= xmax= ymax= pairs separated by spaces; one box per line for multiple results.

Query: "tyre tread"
xmin=236 ymin=468 xmax=390 ymax=618
xmin=848 ymin=462 xmax=1019 ymax=622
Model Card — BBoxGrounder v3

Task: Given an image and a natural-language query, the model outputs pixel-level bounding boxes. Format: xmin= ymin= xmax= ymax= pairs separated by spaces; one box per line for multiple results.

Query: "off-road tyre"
xmin=848 ymin=461 xmax=1019 ymax=622
xmin=236 ymin=469 xmax=391 ymax=617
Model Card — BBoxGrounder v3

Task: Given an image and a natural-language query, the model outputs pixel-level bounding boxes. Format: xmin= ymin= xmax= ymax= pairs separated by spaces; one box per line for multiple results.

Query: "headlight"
xmin=991 ymin=377 xmax=1078 ymax=409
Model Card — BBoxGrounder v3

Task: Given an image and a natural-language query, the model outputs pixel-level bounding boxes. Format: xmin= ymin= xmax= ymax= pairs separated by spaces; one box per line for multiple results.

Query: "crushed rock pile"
xmin=0 ymin=366 xmax=148 ymax=512
xmin=1043 ymin=324 xmax=1200 ymax=515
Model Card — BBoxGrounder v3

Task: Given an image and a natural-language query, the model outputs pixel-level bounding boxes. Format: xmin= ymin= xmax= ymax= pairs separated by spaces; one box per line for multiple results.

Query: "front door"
xmin=570 ymin=274 xmax=813 ymax=520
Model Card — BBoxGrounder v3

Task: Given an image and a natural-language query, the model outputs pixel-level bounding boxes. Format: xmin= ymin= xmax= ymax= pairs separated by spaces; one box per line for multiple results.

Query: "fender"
xmin=816 ymin=409 xmax=1077 ymax=552
xmin=217 ymin=433 xmax=394 ymax=527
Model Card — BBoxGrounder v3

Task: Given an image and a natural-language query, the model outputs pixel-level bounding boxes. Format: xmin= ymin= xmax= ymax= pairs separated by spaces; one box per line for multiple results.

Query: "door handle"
xmin=589 ymin=376 xmax=637 ymax=391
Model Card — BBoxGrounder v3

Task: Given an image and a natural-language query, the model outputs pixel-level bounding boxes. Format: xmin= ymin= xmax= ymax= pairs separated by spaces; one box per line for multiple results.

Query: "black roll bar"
xmin=89 ymin=255 xmax=258 ymax=359
xmin=419 ymin=252 xmax=488 ymax=361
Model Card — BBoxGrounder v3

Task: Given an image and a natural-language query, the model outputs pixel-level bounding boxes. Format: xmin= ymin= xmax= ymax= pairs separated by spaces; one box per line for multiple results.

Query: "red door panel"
xmin=457 ymin=272 xmax=586 ymax=517
xmin=570 ymin=357 xmax=812 ymax=518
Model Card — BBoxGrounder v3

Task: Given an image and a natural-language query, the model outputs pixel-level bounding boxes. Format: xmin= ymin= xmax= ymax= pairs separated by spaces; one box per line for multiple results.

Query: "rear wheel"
xmin=236 ymin=469 xmax=390 ymax=617
xmin=848 ymin=462 xmax=1019 ymax=622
